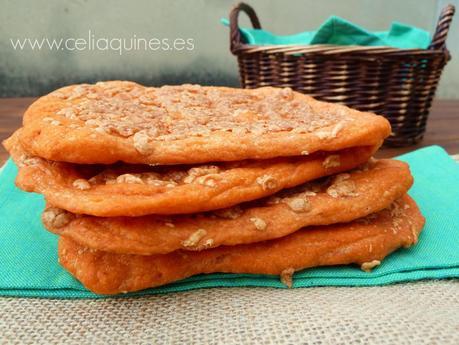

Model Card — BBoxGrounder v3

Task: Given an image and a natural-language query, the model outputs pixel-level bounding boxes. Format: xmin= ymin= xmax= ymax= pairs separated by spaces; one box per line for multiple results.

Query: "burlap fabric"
xmin=1 ymin=156 xmax=458 ymax=344
xmin=0 ymin=281 xmax=458 ymax=344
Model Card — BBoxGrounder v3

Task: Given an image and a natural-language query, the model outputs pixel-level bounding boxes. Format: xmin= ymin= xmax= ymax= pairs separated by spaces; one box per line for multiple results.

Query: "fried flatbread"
xmin=58 ymin=195 xmax=425 ymax=294
xmin=15 ymin=81 xmax=390 ymax=164
xmin=5 ymin=131 xmax=378 ymax=216
xmin=46 ymin=159 xmax=413 ymax=255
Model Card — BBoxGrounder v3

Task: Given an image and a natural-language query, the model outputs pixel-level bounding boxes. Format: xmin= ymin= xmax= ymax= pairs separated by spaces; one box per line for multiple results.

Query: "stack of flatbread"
xmin=4 ymin=81 xmax=425 ymax=294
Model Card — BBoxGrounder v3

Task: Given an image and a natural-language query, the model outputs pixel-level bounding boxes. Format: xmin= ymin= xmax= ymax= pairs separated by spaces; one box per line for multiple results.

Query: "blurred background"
xmin=1 ymin=0 xmax=458 ymax=97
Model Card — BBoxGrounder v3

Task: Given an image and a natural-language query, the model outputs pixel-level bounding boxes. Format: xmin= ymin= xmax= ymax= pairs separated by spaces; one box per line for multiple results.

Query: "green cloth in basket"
xmin=0 ymin=146 xmax=457 ymax=299
xmin=221 ymin=16 xmax=431 ymax=49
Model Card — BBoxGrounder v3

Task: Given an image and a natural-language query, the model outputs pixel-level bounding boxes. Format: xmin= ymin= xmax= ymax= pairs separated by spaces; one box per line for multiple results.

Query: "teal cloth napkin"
xmin=221 ymin=16 xmax=431 ymax=49
xmin=0 ymin=146 xmax=458 ymax=299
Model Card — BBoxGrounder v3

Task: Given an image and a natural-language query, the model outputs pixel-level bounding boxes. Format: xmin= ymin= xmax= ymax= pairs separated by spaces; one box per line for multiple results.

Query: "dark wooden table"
xmin=0 ymin=98 xmax=458 ymax=164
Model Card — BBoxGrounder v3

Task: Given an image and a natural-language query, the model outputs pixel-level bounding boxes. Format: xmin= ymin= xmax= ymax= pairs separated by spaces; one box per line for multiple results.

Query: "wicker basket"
xmin=229 ymin=3 xmax=455 ymax=146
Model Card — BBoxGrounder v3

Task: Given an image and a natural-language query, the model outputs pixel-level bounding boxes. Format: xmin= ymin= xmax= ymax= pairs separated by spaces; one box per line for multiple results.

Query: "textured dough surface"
xmin=16 ymin=81 xmax=390 ymax=164
xmin=46 ymin=159 xmax=413 ymax=255
xmin=58 ymin=195 xmax=425 ymax=294
xmin=5 ymin=131 xmax=378 ymax=216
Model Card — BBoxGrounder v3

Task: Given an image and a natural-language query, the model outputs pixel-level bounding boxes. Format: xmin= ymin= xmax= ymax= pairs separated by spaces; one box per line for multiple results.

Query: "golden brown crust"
xmin=5 ymin=130 xmax=378 ymax=216
xmin=16 ymin=81 xmax=390 ymax=164
xmin=46 ymin=159 xmax=413 ymax=255
xmin=58 ymin=195 xmax=425 ymax=295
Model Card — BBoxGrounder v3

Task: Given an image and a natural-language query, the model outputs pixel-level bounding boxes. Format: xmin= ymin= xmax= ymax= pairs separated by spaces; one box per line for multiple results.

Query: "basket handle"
xmin=229 ymin=2 xmax=262 ymax=53
xmin=429 ymin=4 xmax=455 ymax=50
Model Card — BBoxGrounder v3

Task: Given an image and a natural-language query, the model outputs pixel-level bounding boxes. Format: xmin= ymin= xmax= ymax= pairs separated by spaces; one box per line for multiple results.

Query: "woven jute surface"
xmin=1 ymin=280 xmax=458 ymax=344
